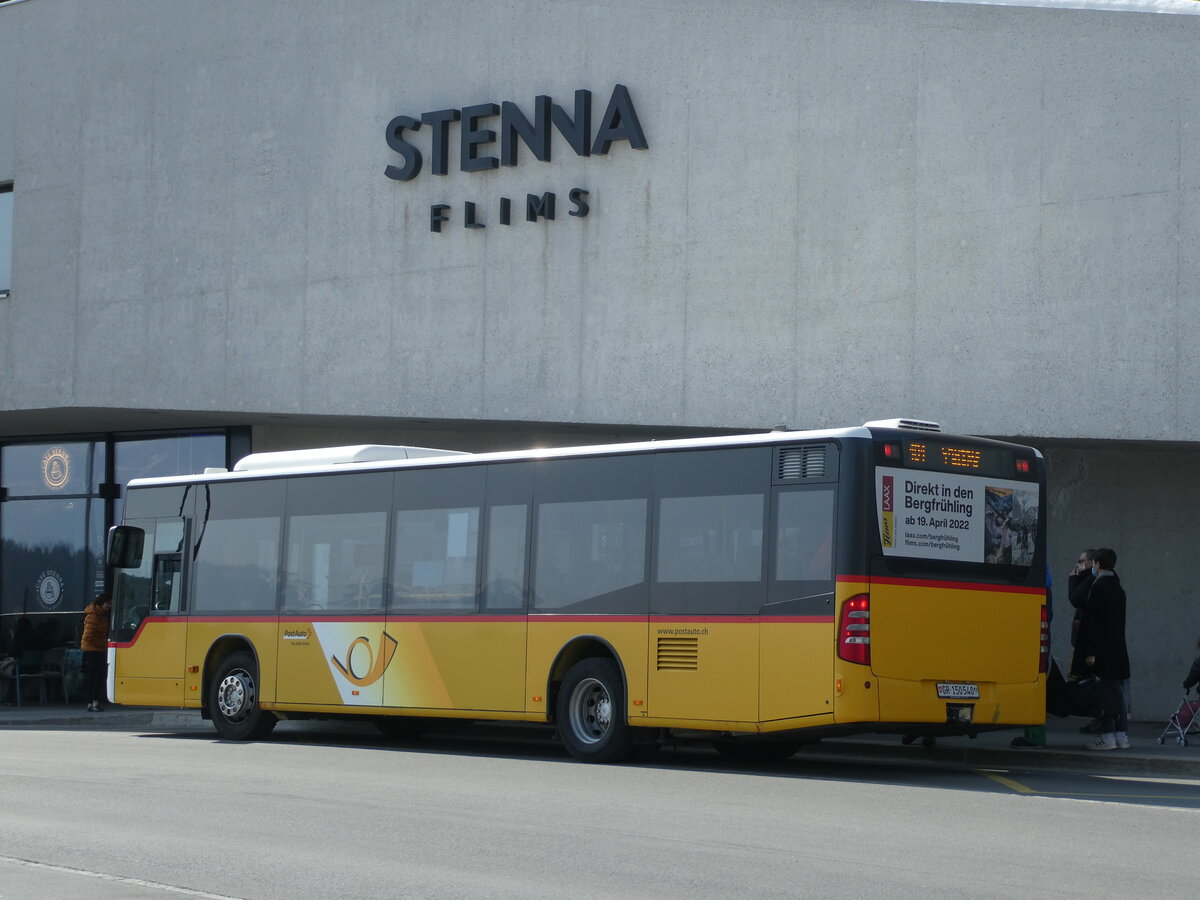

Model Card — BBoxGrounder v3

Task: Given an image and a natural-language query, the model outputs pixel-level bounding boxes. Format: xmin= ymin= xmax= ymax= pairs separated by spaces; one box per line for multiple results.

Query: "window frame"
xmin=0 ymin=182 xmax=11 ymax=299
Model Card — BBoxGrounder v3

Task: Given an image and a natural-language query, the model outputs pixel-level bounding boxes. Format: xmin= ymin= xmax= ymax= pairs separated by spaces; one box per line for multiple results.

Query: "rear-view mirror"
xmin=107 ymin=525 xmax=145 ymax=569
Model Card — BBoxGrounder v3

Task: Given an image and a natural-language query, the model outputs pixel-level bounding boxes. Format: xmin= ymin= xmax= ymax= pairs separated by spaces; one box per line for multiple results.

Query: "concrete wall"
xmin=1044 ymin=444 xmax=1200 ymax=719
xmin=0 ymin=0 xmax=1196 ymax=440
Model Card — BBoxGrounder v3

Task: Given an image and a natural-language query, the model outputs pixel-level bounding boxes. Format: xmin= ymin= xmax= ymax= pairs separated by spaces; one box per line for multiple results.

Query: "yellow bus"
xmin=106 ymin=419 xmax=1047 ymax=762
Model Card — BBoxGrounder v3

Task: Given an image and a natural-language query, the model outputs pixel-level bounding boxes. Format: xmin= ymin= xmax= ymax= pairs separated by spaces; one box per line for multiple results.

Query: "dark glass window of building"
xmin=0 ymin=434 xmax=226 ymax=653
xmin=0 ymin=183 xmax=11 ymax=298
xmin=113 ymin=434 xmax=226 ymax=526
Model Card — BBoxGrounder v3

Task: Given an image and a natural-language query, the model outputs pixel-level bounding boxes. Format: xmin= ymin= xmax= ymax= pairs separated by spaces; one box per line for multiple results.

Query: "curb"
xmin=2 ymin=710 xmax=206 ymax=731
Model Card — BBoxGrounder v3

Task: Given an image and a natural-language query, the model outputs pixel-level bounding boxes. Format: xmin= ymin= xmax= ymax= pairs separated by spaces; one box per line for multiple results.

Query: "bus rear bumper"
xmin=864 ymin=675 xmax=1046 ymax=727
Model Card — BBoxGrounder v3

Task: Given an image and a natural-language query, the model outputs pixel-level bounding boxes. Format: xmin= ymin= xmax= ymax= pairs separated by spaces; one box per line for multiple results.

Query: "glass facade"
xmin=0 ymin=433 xmax=227 ymax=652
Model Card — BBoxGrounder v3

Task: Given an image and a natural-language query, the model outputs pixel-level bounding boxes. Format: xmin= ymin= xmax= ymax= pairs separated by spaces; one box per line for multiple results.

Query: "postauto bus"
xmin=106 ymin=419 xmax=1047 ymax=762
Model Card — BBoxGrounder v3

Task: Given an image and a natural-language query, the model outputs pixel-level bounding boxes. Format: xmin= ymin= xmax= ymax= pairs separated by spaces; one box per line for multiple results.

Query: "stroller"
xmin=1156 ymin=690 xmax=1200 ymax=747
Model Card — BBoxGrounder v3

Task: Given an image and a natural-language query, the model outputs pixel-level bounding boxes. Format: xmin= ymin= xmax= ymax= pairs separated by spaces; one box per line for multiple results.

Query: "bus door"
xmin=111 ymin=517 xmax=190 ymax=704
xmin=275 ymin=473 xmax=390 ymax=708
xmin=646 ymin=448 xmax=769 ymax=724
xmin=383 ymin=465 xmax=527 ymax=713
xmin=759 ymin=485 xmax=837 ymax=722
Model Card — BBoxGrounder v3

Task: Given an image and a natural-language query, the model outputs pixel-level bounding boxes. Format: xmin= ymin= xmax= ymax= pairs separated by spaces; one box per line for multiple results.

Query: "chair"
xmin=41 ymin=647 xmax=69 ymax=702
xmin=11 ymin=650 xmax=48 ymax=707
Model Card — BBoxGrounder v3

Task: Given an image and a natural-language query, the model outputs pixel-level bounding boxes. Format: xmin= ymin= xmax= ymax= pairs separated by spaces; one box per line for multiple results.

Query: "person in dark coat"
xmin=1067 ymin=548 xmax=1095 ymax=677
xmin=1073 ymin=547 xmax=1130 ymax=750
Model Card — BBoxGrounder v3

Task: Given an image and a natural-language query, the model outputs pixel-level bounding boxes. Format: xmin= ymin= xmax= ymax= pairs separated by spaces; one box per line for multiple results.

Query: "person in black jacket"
xmin=1067 ymin=549 xmax=1107 ymax=735
xmin=1067 ymin=548 xmax=1096 ymax=676
xmin=1074 ymin=547 xmax=1130 ymax=750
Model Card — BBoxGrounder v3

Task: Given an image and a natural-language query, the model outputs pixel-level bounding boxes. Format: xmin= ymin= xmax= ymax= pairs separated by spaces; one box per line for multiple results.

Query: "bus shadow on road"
xmin=137 ymin=722 xmax=1200 ymax=811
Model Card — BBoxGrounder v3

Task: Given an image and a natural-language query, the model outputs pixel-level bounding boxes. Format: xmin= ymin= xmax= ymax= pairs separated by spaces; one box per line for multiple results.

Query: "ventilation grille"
xmin=657 ymin=637 xmax=699 ymax=671
xmin=777 ymin=445 xmax=827 ymax=481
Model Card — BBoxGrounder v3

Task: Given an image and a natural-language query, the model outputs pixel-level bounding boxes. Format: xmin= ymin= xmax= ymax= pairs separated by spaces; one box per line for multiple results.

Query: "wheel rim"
xmin=216 ymin=668 xmax=255 ymax=723
xmin=567 ymin=676 xmax=612 ymax=746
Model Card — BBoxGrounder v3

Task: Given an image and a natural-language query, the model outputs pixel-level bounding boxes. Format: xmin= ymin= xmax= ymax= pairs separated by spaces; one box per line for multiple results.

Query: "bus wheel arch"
xmin=549 ymin=638 xmax=633 ymax=763
xmin=203 ymin=638 xmax=277 ymax=741
xmin=546 ymin=635 xmax=626 ymax=718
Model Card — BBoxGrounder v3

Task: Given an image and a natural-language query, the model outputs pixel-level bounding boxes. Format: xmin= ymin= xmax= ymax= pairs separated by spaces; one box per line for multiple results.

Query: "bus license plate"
xmin=936 ymin=682 xmax=980 ymax=700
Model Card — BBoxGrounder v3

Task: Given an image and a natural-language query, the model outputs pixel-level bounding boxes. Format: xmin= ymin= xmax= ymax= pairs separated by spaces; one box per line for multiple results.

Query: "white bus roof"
xmin=122 ymin=420 xmax=1036 ymax=489
xmin=126 ymin=426 xmax=872 ymax=487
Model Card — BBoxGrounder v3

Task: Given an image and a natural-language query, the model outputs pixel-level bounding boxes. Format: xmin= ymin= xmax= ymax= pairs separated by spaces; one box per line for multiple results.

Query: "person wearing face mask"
xmin=1066 ymin=548 xmax=1108 ymax=735
xmin=1067 ymin=548 xmax=1096 ymax=677
xmin=1073 ymin=548 xmax=1131 ymax=750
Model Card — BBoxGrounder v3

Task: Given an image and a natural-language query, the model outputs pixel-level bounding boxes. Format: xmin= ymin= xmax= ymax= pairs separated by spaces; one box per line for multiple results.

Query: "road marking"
xmin=977 ymin=770 xmax=1037 ymax=794
xmin=975 ymin=771 xmax=1199 ymax=801
xmin=0 ymin=856 xmax=244 ymax=899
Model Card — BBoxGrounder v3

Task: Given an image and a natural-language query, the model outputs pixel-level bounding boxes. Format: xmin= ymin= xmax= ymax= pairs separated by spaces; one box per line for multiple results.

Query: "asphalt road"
xmin=2 ymin=722 xmax=1199 ymax=899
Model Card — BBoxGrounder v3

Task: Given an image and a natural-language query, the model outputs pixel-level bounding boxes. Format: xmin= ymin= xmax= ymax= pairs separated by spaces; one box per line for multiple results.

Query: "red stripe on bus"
xmin=650 ymin=615 xmax=833 ymax=624
xmin=529 ymin=614 xmax=648 ymax=623
xmin=837 ymin=575 xmax=1045 ymax=594
xmin=112 ymin=611 xmax=836 ymax=648
xmin=111 ymin=615 xmax=170 ymax=648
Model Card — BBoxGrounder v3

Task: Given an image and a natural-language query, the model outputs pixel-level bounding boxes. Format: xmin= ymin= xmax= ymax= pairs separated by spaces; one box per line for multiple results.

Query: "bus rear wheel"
xmin=556 ymin=658 xmax=634 ymax=763
xmin=209 ymin=651 xmax=277 ymax=741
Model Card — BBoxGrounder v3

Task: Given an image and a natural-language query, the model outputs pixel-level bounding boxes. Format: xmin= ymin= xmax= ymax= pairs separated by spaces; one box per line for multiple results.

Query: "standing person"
xmin=1067 ymin=548 xmax=1104 ymax=734
xmin=1067 ymin=548 xmax=1096 ymax=674
xmin=1074 ymin=548 xmax=1130 ymax=750
xmin=80 ymin=593 xmax=112 ymax=712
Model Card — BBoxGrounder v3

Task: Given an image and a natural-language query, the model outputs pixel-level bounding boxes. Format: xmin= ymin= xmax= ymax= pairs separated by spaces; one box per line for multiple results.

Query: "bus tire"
xmin=556 ymin=658 xmax=634 ymax=763
xmin=209 ymin=651 xmax=277 ymax=741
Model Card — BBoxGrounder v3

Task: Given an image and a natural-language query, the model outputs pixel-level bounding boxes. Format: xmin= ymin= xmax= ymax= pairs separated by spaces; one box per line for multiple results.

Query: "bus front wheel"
xmin=209 ymin=651 xmax=277 ymax=741
xmin=556 ymin=658 xmax=634 ymax=763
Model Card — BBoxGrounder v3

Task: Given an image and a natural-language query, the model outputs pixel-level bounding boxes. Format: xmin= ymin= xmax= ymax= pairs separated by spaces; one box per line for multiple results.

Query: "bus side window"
xmin=775 ymin=489 xmax=835 ymax=582
xmin=152 ymin=554 xmax=182 ymax=612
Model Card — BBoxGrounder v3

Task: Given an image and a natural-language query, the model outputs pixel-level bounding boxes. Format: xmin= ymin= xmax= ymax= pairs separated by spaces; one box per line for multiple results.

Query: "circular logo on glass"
xmin=42 ymin=446 xmax=71 ymax=490
xmin=36 ymin=570 xmax=65 ymax=609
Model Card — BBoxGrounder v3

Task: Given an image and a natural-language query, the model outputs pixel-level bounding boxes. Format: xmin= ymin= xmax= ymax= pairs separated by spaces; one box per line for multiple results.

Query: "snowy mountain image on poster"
xmin=985 ymin=487 xmax=1014 ymax=564
xmin=985 ymin=485 xmax=1037 ymax=566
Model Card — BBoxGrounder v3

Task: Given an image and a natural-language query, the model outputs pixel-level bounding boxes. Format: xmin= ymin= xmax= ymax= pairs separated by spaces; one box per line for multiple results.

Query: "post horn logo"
xmin=42 ymin=446 xmax=71 ymax=490
xmin=331 ymin=632 xmax=399 ymax=687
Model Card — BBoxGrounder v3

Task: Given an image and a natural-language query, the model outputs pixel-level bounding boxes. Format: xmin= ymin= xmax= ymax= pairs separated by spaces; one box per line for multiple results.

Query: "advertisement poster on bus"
xmin=876 ymin=468 xmax=1037 ymax=564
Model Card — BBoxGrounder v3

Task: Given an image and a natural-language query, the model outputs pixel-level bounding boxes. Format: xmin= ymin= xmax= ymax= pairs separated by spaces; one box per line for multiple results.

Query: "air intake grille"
xmin=657 ymin=637 xmax=699 ymax=670
xmin=777 ymin=445 xmax=826 ymax=481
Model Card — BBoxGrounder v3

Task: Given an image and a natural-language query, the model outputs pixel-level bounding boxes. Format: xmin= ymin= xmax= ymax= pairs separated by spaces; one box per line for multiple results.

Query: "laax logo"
xmin=331 ymin=632 xmax=399 ymax=687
